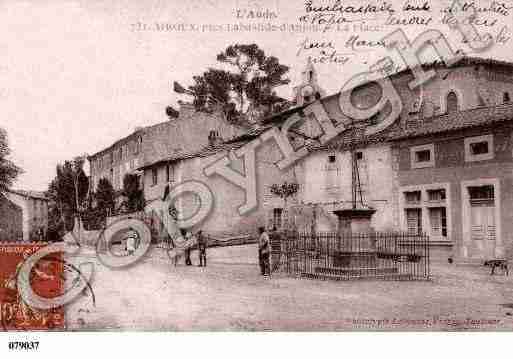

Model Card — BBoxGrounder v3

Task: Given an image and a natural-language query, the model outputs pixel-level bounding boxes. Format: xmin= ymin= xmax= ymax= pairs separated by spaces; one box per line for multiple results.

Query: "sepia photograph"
xmin=1 ymin=0 xmax=513 ymax=355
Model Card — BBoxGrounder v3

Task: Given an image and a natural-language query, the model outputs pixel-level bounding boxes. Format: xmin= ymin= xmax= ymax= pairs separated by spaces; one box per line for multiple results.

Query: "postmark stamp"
xmin=0 ymin=243 xmax=64 ymax=331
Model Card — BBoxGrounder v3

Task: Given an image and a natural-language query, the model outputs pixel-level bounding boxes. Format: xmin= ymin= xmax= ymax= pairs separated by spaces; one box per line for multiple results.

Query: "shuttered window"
xmin=325 ymin=155 xmax=340 ymax=190
xmin=406 ymin=209 xmax=422 ymax=235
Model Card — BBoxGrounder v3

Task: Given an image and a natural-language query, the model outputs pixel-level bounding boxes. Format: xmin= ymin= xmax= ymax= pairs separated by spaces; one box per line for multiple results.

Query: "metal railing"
xmin=271 ymin=231 xmax=430 ymax=281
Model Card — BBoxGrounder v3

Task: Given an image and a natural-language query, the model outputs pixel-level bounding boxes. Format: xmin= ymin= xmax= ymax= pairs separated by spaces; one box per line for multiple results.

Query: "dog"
xmin=484 ymin=259 xmax=509 ymax=276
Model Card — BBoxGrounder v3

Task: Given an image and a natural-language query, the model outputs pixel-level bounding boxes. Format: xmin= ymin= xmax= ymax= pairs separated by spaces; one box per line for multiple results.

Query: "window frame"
xmin=404 ymin=190 xmax=422 ymax=205
xmin=427 ymin=188 xmax=446 ymax=202
xmin=135 ymin=136 xmax=142 ymax=155
xmin=324 ymin=153 xmax=340 ymax=190
xmin=410 ymin=144 xmax=435 ymax=169
xmin=151 ymin=168 xmax=158 ymax=186
xmin=445 ymin=91 xmax=459 ymax=113
xmin=399 ymin=183 xmax=451 ymax=242
xmin=166 ymin=163 xmax=175 ymax=183
xmin=464 ymin=134 xmax=494 ymax=162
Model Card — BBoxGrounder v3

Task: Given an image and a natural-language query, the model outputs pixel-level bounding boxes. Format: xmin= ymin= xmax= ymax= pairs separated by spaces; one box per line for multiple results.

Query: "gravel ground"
xmin=63 ymin=244 xmax=513 ymax=331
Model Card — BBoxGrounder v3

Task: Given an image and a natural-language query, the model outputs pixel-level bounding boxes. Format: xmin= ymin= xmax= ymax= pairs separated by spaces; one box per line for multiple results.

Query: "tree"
xmin=173 ymin=44 xmax=291 ymax=125
xmin=269 ymin=181 xmax=299 ymax=231
xmin=121 ymin=173 xmax=145 ymax=213
xmin=0 ymin=127 xmax=22 ymax=194
xmin=46 ymin=158 xmax=89 ymax=233
xmin=95 ymin=178 xmax=115 ymax=219
xmin=270 ymin=182 xmax=299 ymax=207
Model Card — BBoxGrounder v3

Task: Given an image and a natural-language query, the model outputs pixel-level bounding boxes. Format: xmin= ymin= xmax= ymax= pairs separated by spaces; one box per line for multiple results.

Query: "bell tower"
xmin=293 ymin=58 xmax=326 ymax=106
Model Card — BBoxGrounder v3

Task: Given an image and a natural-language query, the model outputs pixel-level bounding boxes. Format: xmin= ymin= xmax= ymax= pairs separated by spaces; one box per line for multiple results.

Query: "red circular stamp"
xmin=0 ymin=243 xmax=64 ymax=331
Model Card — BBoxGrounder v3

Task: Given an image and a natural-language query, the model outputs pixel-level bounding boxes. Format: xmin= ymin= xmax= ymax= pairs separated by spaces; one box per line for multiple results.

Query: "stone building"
xmin=390 ymin=103 xmax=513 ymax=261
xmin=3 ymin=190 xmax=48 ymax=241
xmin=88 ymin=102 xmax=246 ymax=199
xmin=140 ymin=102 xmax=246 ymax=169
xmin=291 ymin=57 xmax=513 ymax=261
xmin=137 ymin=59 xmax=394 ymax=237
xmin=88 ymin=127 xmax=144 ymax=194
xmin=127 ymin=57 xmax=513 ymax=262
xmin=139 ymin=121 xmax=298 ymax=238
xmin=253 ymin=57 xmax=513 ymax=262
xmin=0 ymin=193 xmax=23 ymax=241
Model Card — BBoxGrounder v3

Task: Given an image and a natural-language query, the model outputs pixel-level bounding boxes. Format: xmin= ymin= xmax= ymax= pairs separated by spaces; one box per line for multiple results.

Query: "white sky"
xmin=2 ymin=0 xmax=512 ymax=191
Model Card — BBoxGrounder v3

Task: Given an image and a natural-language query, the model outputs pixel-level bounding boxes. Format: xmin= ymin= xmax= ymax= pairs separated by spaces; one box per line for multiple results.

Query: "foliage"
xmin=165 ymin=105 xmax=179 ymax=119
xmin=121 ymin=173 xmax=145 ymax=213
xmin=270 ymin=182 xmax=299 ymax=203
xmin=95 ymin=178 xmax=116 ymax=219
xmin=0 ymin=127 xmax=22 ymax=194
xmin=47 ymin=157 xmax=89 ymax=233
xmin=81 ymin=199 xmax=104 ymax=231
xmin=175 ymin=43 xmax=291 ymax=124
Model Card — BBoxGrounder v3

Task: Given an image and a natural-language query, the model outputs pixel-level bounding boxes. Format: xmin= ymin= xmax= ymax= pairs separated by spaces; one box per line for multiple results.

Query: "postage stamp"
xmin=0 ymin=244 xmax=64 ymax=331
xmin=3 ymin=0 xmax=513 ymax=349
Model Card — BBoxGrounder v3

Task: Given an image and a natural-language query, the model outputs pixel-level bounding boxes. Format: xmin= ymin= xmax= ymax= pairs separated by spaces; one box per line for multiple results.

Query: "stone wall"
xmin=301 ymin=144 xmax=396 ymax=232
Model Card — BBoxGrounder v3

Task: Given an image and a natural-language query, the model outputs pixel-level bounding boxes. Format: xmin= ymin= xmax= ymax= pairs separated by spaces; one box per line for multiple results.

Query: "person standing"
xmin=258 ymin=227 xmax=270 ymax=276
xmin=184 ymin=230 xmax=193 ymax=266
xmin=197 ymin=230 xmax=207 ymax=267
xmin=269 ymin=226 xmax=282 ymax=272
xmin=126 ymin=227 xmax=138 ymax=256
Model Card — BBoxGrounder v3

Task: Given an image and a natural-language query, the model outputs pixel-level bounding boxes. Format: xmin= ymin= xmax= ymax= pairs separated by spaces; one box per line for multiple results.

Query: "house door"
xmin=470 ymin=202 xmax=496 ymax=258
xmin=468 ymin=185 xmax=496 ymax=259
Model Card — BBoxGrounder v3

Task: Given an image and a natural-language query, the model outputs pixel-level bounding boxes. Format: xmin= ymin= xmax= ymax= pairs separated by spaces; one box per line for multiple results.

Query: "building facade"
xmin=88 ymin=127 xmax=144 ymax=193
xmin=0 ymin=193 xmax=23 ymax=241
xmin=391 ymin=105 xmax=513 ymax=261
xmin=141 ymin=134 xmax=298 ymax=238
xmin=88 ymin=103 xmax=246 ymax=198
xmin=4 ymin=190 xmax=49 ymax=242
xmin=122 ymin=57 xmax=513 ymax=261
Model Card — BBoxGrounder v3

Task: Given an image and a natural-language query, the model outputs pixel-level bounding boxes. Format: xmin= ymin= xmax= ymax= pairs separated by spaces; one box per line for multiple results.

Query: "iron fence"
xmin=270 ymin=231 xmax=430 ymax=281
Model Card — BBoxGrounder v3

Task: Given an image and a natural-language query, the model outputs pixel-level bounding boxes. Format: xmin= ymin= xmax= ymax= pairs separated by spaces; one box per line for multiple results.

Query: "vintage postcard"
xmin=2 ymin=0 xmax=513 ymax=348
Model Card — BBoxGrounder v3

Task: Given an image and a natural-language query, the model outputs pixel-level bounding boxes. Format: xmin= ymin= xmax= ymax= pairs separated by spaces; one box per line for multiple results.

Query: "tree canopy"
xmin=173 ymin=44 xmax=291 ymax=125
xmin=95 ymin=178 xmax=116 ymax=218
xmin=46 ymin=157 xmax=89 ymax=233
xmin=121 ymin=173 xmax=145 ymax=213
xmin=270 ymin=182 xmax=299 ymax=204
xmin=0 ymin=127 xmax=22 ymax=194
